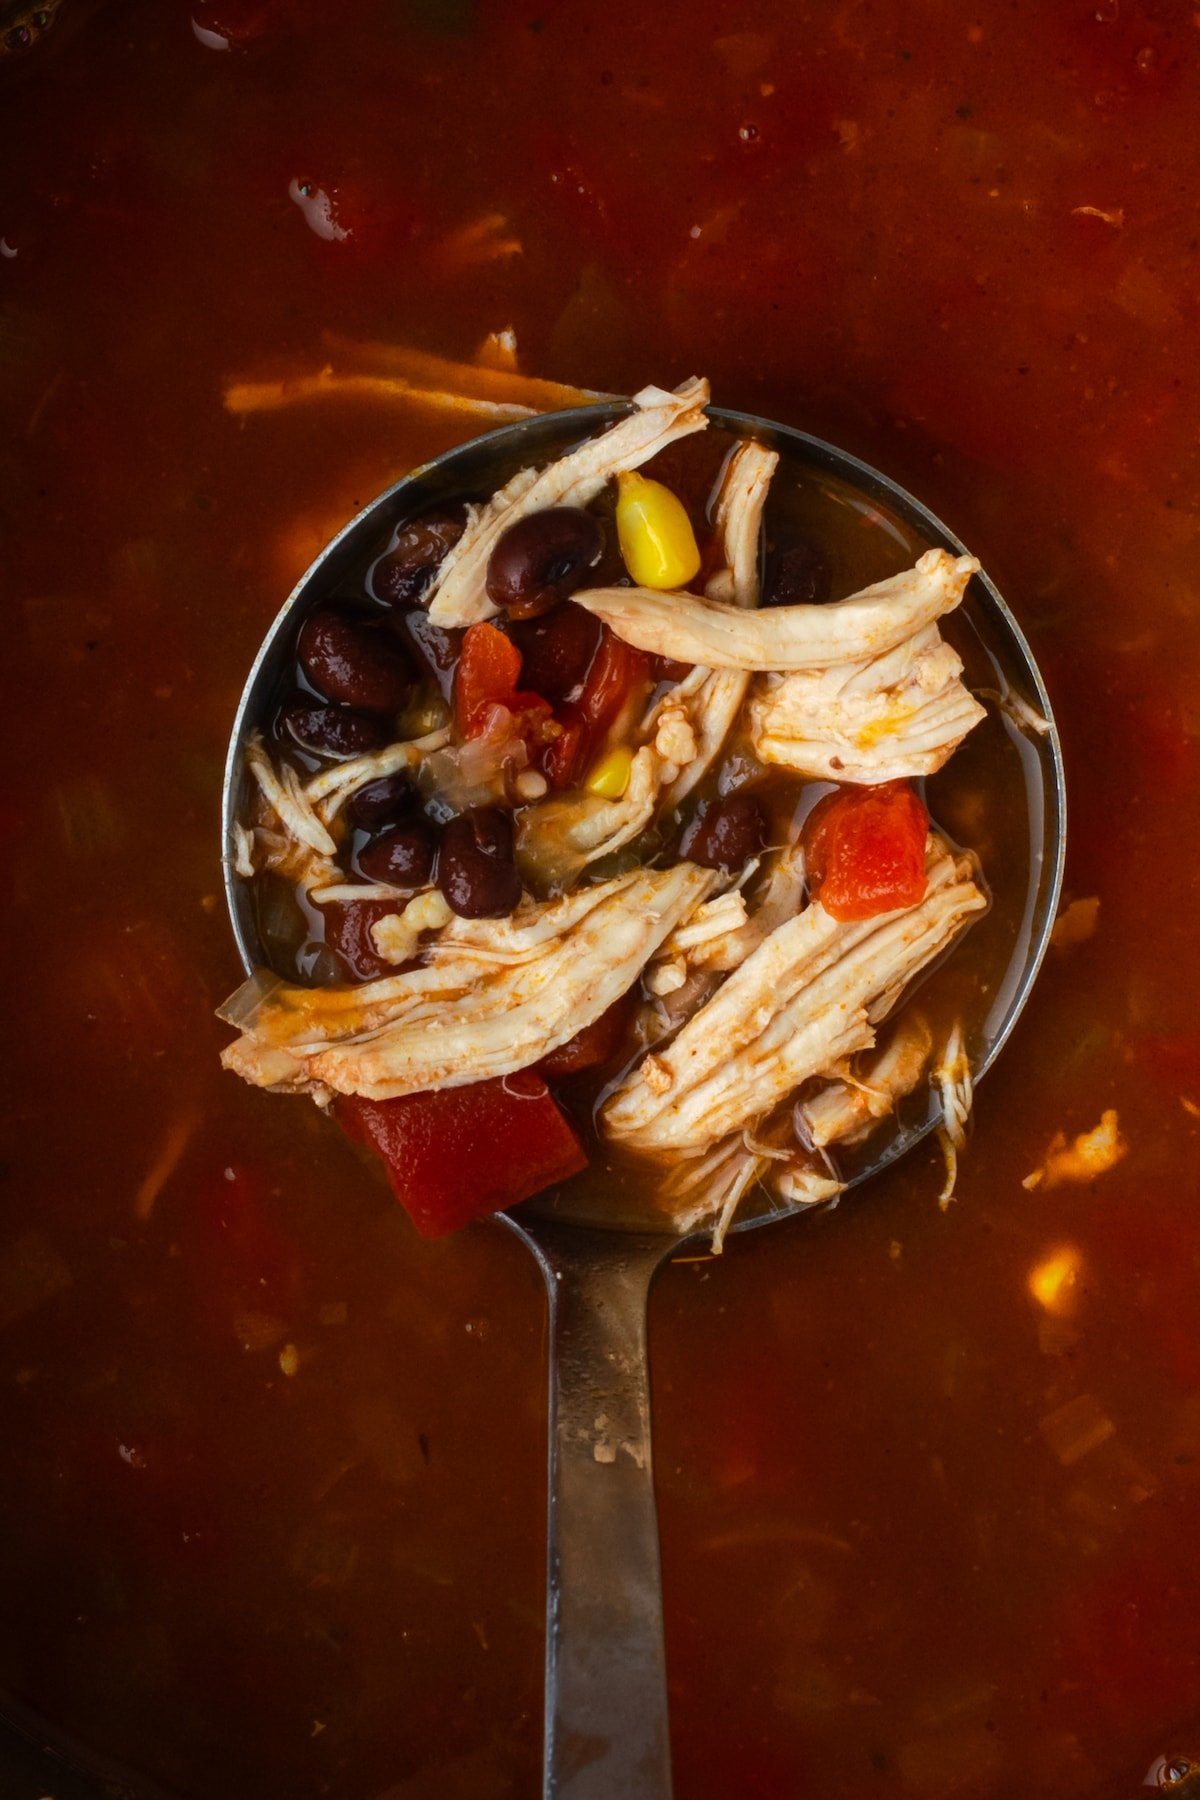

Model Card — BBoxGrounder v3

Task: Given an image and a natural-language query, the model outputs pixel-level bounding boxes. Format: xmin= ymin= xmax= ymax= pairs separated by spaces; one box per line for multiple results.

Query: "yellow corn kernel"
xmin=585 ymin=745 xmax=633 ymax=799
xmin=616 ymin=470 xmax=701 ymax=590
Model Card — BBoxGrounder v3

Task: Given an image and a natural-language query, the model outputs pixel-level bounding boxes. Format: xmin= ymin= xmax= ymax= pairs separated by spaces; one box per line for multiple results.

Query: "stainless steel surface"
xmin=221 ymin=400 xmax=1067 ymax=1799
xmin=507 ymin=1220 xmax=673 ymax=1799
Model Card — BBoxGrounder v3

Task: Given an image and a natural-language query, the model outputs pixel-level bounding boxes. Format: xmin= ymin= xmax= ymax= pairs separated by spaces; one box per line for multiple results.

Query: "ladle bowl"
xmin=222 ymin=401 xmax=1066 ymax=1799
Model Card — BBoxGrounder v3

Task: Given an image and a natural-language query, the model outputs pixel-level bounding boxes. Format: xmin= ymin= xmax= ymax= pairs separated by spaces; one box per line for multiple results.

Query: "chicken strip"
xmin=235 ymin=728 xmax=459 ymax=900
xmin=575 ymin=547 xmax=979 ymax=671
xmin=304 ymin=726 xmax=451 ymax=820
xmin=245 ymin=731 xmax=335 ymax=859
xmin=602 ymin=840 xmax=985 ymax=1154
xmin=426 ymin=378 xmax=710 ymax=627
xmin=653 ymin=439 xmax=778 ymax=810
xmin=660 ymin=1129 xmax=843 ymax=1251
xmin=749 ymin=624 xmax=986 ymax=781
xmin=220 ymin=863 xmax=714 ymax=1101
xmin=515 ymin=744 xmax=662 ymax=891
xmin=647 ymin=840 xmax=806 ymax=995
xmin=795 ymin=1014 xmax=935 ymax=1149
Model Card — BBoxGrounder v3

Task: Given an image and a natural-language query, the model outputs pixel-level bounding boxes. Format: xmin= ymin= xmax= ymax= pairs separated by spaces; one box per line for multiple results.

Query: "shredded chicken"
xmin=246 ymin=732 xmax=335 ymax=858
xmin=645 ymin=958 xmax=688 ymax=996
xmin=226 ymin=334 xmax=611 ymax=423
xmin=657 ymin=891 xmax=750 ymax=959
xmin=304 ymin=728 xmax=451 ymax=820
xmin=307 ymin=881 xmax=410 ymax=906
xmin=237 ymin=735 xmax=344 ymax=896
xmin=220 ymin=864 xmax=714 ymax=1101
xmin=642 ymin=843 xmax=803 ymax=1012
xmin=426 ymin=378 xmax=710 ymax=626
xmin=976 ymin=683 xmax=1052 ymax=737
xmin=224 ymin=368 xmax=542 ymax=424
xmin=515 ymin=744 xmax=662 ymax=889
xmin=749 ymin=622 xmax=986 ymax=781
xmin=797 ymin=1014 xmax=935 ymax=1149
xmin=230 ymin=822 xmax=256 ymax=880
xmin=693 ymin=842 xmax=807 ymax=973
xmin=661 ymin=1130 xmax=842 ymax=1252
xmin=933 ymin=1021 xmax=973 ymax=1208
xmin=576 ymin=548 xmax=979 ymax=671
xmin=646 ymin=843 xmax=807 ymax=998
xmin=772 ymin=1165 xmax=844 ymax=1211
xmin=653 ymin=440 xmax=779 ymax=810
xmin=709 ymin=440 xmax=777 ymax=606
xmin=660 ymin=1136 xmax=773 ymax=1246
xmin=1022 ymin=1109 xmax=1127 ymax=1192
xmin=603 ymin=840 xmax=985 ymax=1155
xmin=1050 ymin=895 xmax=1100 ymax=951
xmin=235 ymin=728 xmax=459 ymax=905
xmin=653 ymin=702 xmax=699 ymax=768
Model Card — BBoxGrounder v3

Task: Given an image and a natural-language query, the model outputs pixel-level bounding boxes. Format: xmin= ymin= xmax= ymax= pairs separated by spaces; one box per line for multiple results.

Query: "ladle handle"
xmin=537 ymin=1231 xmax=672 ymax=1799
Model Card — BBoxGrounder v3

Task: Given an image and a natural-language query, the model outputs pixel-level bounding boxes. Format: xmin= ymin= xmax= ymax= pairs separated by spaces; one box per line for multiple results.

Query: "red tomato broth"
xmin=1 ymin=1 xmax=1199 ymax=1797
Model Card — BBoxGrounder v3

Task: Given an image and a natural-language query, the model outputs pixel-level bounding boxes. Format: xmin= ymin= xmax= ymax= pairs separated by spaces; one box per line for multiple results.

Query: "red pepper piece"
xmin=538 ymin=989 xmax=637 ymax=1079
xmin=541 ymin=627 xmax=650 ymax=790
xmin=802 ymin=781 xmax=929 ymax=921
xmin=335 ymin=1073 xmax=588 ymax=1237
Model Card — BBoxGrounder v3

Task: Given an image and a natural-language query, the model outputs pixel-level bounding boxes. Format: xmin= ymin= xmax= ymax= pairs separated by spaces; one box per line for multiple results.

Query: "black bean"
xmin=486 ymin=507 xmax=604 ymax=620
xmin=372 ymin=510 xmax=465 ymax=605
xmin=345 ymin=771 xmax=418 ymax=830
xmin=509 ymin=602 xmax=602 ymax=704
xmin=402 ymin=609 xmax=464 ymax=700
xmin=680 ymin=794 xmax=767 ymax=871
xmin=297 ymin=606 xmax=414 ymax=714
xmin=321 ymin=899 xmax=397 ymax=981
xmin=763 ymin=539 xmax=833 ymax=608
xmin=437 ymin=805 xmax=522 ymax=918
xmin=280 ymin=698 xmax=391 ymax=758
xmin=356 ymin=820 xmax=437 ymax=888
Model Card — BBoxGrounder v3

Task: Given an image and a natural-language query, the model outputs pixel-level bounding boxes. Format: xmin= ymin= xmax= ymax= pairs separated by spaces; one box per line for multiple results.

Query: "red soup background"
xmin=2 ymin=1 xmax=1199 ymax=1796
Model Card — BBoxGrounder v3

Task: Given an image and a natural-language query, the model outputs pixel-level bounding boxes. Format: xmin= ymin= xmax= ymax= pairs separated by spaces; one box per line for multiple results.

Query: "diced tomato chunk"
xmin=579 ymin=628 xmax=651 ymax=735
xmin=335 ymin=1073 xmax=587 ymax=1237
xmin=540 ymin=626 xmax=650 ymax=790
xmin=802 ymin=780 xmax=929 ymax=921
xmin=541 ymin=704 xmax=589 ymax=790
xmin=453 ymin=621 xmax=522 ymax=736
xmin=452 ymin=621 xmax=553 ymax=756
xmin=537 ymin=989 xmax=637 ymax=1078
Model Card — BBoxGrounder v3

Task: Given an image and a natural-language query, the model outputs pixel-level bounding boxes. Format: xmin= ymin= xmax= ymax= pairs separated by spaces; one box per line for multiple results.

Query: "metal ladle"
xmin=222 ymin=402 xmax=1066 ymax=1800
